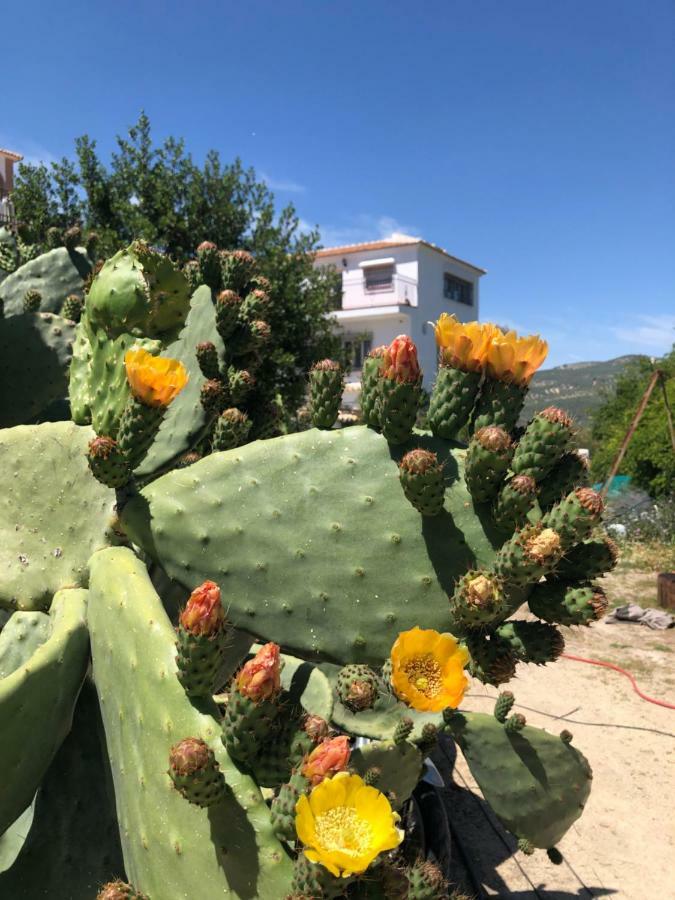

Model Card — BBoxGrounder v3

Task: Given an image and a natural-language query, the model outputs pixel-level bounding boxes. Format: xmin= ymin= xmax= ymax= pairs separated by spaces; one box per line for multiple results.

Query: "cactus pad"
xmin=0 ymin=422 xmax=116 ymax=611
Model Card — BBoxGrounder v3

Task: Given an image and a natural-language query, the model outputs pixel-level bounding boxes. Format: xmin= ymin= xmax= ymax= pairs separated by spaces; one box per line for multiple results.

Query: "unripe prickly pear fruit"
xmin=379 ymin=335 xmax=422 ymax=444
xmin=418 ymin=722 xmax=440 ymax=755
xmin=496 ymin=620 xmax=565 ymax=665
xmin=176 ymin=581 xmax=229 ymax=697
xmin=196 ymin=341 xmax=220 ymax=380
xmin=61 ymin=293 xmax=84 ymax=323
xmin=494 ymin=690 xmax=515 ymax=722
xmin=64 ymin=224 xmax=82 ymax=251
xmin=196 ymin=240 xmax=221 ymax=289
xmin=214 ymin=288 xmax=242 ymax=340
xmin=223 ymin=643 xmax=283 ymax=766
xmin=465 ymin=426 xmax=514 ymax=504
xmin=542 ymin=487 xmax=604 ymax=548
xmin=96 ymin=880 xmax=149 ymax=900
xmin=241 ymin=287 xmax=270 ymax=321
xmin=360 ymin=345 xmax=387 ymax=427
xmin=518 ymin=836 xmax=535 ymax=854
xmin=494 ymin=473 xmax=537 ymax=531
xmin=336 ymin=663 xmax=379 ymax=711
xmin=399 ymin=448 xmax=445 ymax=516
xmin=528 ymin=580 xmax=608 ymax=626
xmin=450 ymin=570 xmax=506 ymax=627
xmin=46 ymin=225 xmax=62 ymax=249
xmin=511 ymin=406 xmax=575 ymax=482
xmin=505 ymin=712 xmax=527 ymax=733
xmin=494 ymin=523 xmax=563 ymax=586
xmin=87 ymin=436 xmax=132 ymax=488
xmin=555 ymin=531 xmax=619 ymax=581
xmin=301 ymin=735 xmax=351 ymax=785
xmin=85 ymin=230 xmax=99 ymax=256
xmin=466 ymin=632 xmax=517 ymax=686
xmin=212 ymin=407 xmax=251 ymax=451
xmin=394 ymin=716 xmax=414 ymax=744
xmin=221 ymin=249 xmax=256 ymax=294
xmin=23 ymin=289 xmax=42 ymax=312
xmin=183 ymin=258 xmax=202 ymax=292
xmin=228 ymin=366 xmax=256 ymax=404
xmin=200 ymin=378 xmax=229 ymax=416
xmin=168 ymin=737 xmax=227 ymax=807
xmin=538 ymin=449 xmax=590 ymax=509
xmin=405 ymin=858 xmax=448 ymax=900
xmin=309 ymin=359 xmax=344 ymax=430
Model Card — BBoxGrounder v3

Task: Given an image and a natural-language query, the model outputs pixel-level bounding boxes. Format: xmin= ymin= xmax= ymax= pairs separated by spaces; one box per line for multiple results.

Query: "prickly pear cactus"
xmin=0 ymin=244 xmax=91 ymax=316
xmin=0 ymin=242 xmax=613 ymax=899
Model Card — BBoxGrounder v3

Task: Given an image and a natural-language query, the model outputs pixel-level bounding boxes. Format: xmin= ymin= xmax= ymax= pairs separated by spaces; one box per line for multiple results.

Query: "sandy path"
xmin=453 ymin=571 xmax=675 ymax=899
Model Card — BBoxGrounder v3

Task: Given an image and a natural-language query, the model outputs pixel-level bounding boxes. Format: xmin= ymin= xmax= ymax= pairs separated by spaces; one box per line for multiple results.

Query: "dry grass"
xmin=617 ymin=539 xmax=675 ymax=572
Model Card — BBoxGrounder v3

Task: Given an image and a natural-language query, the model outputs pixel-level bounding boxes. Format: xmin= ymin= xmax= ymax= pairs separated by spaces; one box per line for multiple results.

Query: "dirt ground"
xmin=453 ymin=564 xmax=675 ymax=899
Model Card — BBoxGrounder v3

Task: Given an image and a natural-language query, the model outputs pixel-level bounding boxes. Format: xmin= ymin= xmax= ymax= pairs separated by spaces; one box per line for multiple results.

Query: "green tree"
xmin=590 ymin=346 xmax=675 ymax=497
xmin=11 ymin=112 xmax=342 ymax=416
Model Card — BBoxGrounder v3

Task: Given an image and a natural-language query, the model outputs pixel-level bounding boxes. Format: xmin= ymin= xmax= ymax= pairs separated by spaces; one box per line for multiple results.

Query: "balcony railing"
xmin=340 ymin=272 xmax=418 ymax=309
xmin=0 ymin=194 xmax=15 ymax=226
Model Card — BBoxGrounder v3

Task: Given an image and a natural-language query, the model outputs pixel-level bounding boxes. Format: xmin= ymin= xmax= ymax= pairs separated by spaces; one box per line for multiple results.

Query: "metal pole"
xmin=600 ymin=369 xmax=661 ymax=499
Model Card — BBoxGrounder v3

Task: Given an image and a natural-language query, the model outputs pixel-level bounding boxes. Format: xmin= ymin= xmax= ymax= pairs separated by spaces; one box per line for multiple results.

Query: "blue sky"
xmin=3 ymin=0 xmax=674 ymax=367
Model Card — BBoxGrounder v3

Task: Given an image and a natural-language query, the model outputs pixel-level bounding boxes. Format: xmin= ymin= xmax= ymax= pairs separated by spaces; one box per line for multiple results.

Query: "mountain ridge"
xmin=521 ymin=354 xmax=642 ymax=426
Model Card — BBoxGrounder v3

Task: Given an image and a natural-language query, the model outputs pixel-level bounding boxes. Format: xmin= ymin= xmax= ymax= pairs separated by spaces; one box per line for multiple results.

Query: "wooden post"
xmin=658 ymin=370 xmax=675 ymax=452
xmin=600 ymin=369 xmax=661 ymax=499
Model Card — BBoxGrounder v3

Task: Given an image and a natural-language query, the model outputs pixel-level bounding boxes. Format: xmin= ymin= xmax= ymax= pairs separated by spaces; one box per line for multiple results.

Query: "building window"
xmin=364 ymin=265 xmax=394 ymax=292
xmin=443 ymin=273 xmax=473 ymax=305
xmin=343 ymin=336 xmax=372 ymax=370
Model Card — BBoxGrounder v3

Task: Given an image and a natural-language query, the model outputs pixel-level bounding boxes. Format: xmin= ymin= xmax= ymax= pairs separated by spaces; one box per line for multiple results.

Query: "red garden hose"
xmin=561 ymin=652 xmax=675 ymax=710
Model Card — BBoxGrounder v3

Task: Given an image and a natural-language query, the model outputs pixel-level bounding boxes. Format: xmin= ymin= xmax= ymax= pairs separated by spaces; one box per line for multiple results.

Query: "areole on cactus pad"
xmin=0 ymin=239 xmax=615 ymax=899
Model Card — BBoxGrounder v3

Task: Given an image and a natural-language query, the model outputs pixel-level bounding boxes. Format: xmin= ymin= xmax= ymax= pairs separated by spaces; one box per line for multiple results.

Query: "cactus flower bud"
xmin=382 ymin=335 xmax=421 ymax=383
xmin=301 ymin=735 xmax=351 ymax=786
xmin=179 ymin=581 xmax=224 ymax=636
xmin=236 ymin=642 xmax=281 ymax=702
xmin=169 ymin=737 xmax=213 ymax=777
xmin=303 ymin=715 xmax=331 ymax=742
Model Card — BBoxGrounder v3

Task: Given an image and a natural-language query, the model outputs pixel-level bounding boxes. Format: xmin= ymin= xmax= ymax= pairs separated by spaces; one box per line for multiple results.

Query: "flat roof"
xmin=315 ymin=235 xmax=486 ymax=274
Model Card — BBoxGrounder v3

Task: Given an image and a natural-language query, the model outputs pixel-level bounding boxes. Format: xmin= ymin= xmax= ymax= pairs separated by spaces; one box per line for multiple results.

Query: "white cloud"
xmin=318 ymin=213 xmax=419 ymax=247
xmin=260 ymin=172 xmax=306 ymax=193
xmin=612 ymin=314 xmax=675 ymax=353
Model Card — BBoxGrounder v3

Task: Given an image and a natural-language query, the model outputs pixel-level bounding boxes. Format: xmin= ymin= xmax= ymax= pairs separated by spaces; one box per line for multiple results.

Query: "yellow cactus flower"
xmin=433 ymin=314 xmax=500 ymax=373
xmin=390 ymin=626 xmax=469 ymax=712
xmin=295 ymin=772 xmax=402 ymax=878
xmin=124 ymin=349 xmax=189 ymax=408
xmin=485 ymin=331 xmax=548 ymax=386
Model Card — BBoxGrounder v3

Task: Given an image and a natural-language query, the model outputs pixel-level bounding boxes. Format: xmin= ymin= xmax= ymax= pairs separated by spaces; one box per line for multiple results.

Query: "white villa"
xmin=314 ymin=233 xmax=486 ymax=402
xmin=0 ymin=148 xmax=22 ymax=226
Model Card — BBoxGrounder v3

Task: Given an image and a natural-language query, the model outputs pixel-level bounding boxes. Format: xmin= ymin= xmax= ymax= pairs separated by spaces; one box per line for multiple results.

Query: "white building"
xmin=314 ymin=233 xmax=485 ymax=400
xmin=0 ymin=147 xmax=23 ymax=226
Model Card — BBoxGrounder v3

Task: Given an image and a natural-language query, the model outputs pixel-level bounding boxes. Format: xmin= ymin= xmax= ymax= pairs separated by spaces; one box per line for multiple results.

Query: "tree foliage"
xmin=590 ymin=346 xmax=675 ymax=498
xmin=11 ymin=113 xmax=341 ymax=415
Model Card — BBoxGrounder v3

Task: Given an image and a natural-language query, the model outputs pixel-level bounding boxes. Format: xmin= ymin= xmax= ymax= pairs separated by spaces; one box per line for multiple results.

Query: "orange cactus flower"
xmin=124 ymin=348 xmax=189 ymax=408
xmin=302 ymin=735 xmax=351 ymax=786
xmin=390 ymin=626 xmax=469 ymax=712
xmin=485 ymin=331 xmax=548 ymax=386
xmin=382 ymin=335 xmax=421 ymax=383
xmin=179 ymin=581 xmax=224 ymax=637
xmin=235 ymin=642 xmax=281 ymax=702
xmin=434 ymin=314 xmax=500 ymax=373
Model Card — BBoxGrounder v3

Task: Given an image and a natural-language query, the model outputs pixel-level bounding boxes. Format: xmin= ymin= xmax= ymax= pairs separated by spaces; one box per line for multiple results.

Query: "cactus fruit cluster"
xmin=0 ymin=240 xmax=614 ymax=899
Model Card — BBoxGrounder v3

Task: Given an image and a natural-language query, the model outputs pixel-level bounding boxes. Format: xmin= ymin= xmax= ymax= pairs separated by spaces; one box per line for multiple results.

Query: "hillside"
xmin=521 ymin=355 xmax=641 ymax=426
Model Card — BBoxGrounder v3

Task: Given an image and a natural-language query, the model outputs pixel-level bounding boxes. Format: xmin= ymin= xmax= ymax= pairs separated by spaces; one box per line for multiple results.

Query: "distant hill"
xmin=521 ymin=355 xmax=641 ymax=427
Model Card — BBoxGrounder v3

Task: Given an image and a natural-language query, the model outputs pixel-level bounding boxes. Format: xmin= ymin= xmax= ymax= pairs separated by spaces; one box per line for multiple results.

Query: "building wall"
xmin=317 ymin=241 xmax=484 ymax=394
xmin=318 ymin=245 xmax=419 ymax=310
